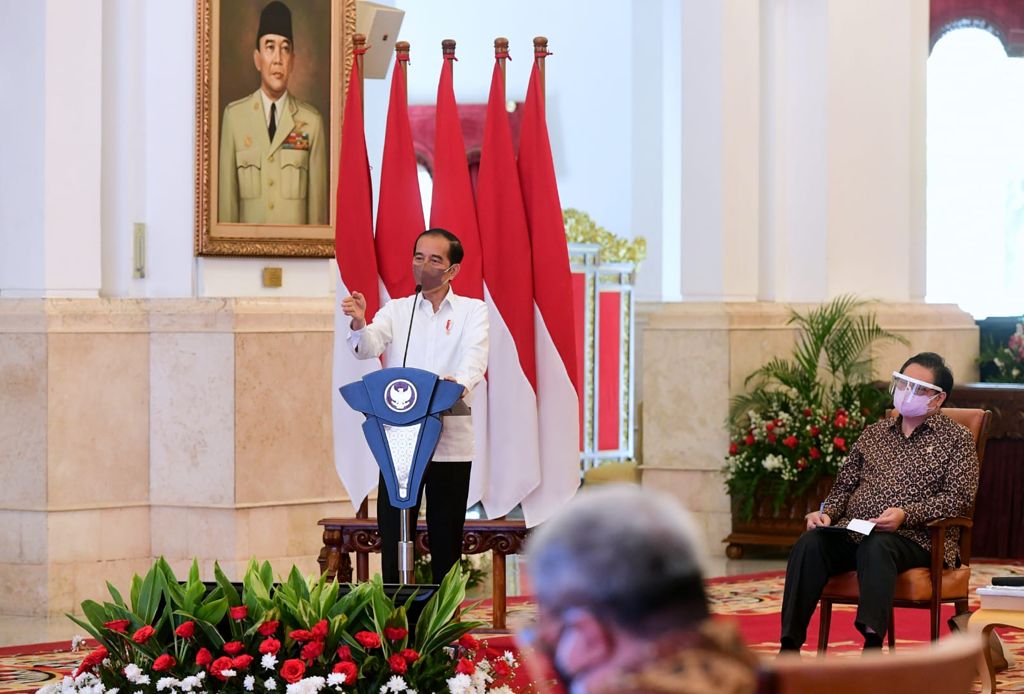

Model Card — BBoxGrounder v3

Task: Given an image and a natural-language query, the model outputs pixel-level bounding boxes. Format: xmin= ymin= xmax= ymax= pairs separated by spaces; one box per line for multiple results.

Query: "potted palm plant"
xmin=722 ymin=296 xmax=907 ymax=558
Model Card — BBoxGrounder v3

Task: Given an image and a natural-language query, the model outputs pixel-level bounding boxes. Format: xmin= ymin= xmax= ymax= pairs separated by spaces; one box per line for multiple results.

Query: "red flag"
xmin=430 ymin=50 xmax=490 ymax=510
xmin=430 ymin=55 xmax=483 ymax=300
xmin=332 ymin=55 xmax=381 ymax=509
xmin=518 ymin=60 xmax=581 ymax=524
xmin=476 ymin=59 xmax=541 ymax=520
xmin=375 ymin=58 xmax=424 ymax=300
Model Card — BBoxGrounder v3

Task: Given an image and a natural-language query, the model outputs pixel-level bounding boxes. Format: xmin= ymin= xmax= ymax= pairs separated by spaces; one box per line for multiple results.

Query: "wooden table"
xmin=969 ymin=607 xmax=1024 ymax=693
xmin=317 ymin=517 xmax=529 ymax=630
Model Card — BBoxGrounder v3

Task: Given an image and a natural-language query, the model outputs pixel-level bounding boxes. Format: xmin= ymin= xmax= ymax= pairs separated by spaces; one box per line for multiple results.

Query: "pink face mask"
xmin=893 ymin=388 xmax=938 ymax=418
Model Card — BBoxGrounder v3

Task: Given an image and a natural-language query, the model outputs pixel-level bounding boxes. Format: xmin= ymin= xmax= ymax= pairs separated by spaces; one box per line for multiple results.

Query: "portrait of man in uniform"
xmin=217 ymin=0 xmax=329 ymax=226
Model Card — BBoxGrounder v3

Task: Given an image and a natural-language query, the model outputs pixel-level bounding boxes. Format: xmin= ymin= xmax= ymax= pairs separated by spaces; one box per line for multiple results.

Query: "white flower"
xmin=262 ymin=653 xmax=279 ymax=671
xmin=244 ymin=676 xmax=255 ymax=691
xmin=107 ymin=689 xmax=119 ymax=694
xmin=379 ymin=686 xmax=388 ymax=694
xmin=489 ymin=688 xmax=514 ymax=694
xmin=265 ymin=679 xmax=278 ymax=691
xmin=71 ymin=635 xmax=87 ymax=652
xmin=446 ymin=673 xmax=472 ymax=694
xmin=156 ymin=677 xmax=179 ymax=691
xmin=220 ymin=669 xmax=237 ymax=679
xmin=386 ymin=676 xmax=408 ymax=692
xmin=326 ymin=673 xmax=346 ymax=687
xmin=501 ymin=651 xmax=517 ymax=666
xmin=123 ymin=665 xmax=143 ymax=683
xmin=179 ymin=676 xmax=201 ymax=692
xmin=761 ymin=454 xmax=783 ymax=471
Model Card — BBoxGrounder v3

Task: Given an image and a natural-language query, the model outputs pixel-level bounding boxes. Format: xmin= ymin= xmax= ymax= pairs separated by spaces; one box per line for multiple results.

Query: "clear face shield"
xmin=890 ymin=371 xmax=943 ymax=417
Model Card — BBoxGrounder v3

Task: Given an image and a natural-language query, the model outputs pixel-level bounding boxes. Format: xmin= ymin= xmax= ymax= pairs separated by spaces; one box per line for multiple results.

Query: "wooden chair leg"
xmin=954 ymin=598 xmax=969 ymax=616
xmin=887 ymin=607 xmax=895 ymax=651
xmin=817 ymin=600 xmax=833 ymax=654
xmin=930 ymin=598 xmax=942 ymax=641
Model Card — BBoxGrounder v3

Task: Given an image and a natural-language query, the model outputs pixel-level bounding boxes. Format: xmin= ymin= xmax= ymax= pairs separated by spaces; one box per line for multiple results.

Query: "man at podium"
xmin=341 ymin=228 xmax=489 ymax=583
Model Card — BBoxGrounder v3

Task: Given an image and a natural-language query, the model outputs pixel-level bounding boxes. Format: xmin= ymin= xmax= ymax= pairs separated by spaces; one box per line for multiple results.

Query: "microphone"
xmin=401 ymin=284 xmax=422 ymax=367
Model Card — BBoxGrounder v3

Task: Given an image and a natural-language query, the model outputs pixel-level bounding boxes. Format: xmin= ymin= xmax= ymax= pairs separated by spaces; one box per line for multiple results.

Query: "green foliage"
xmin=978 ymin=319 xmax=1024 ymax=383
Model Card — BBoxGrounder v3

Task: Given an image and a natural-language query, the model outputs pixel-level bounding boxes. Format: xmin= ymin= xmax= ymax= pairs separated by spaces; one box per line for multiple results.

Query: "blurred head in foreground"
xmin=524 ymin=484 xmax=758 ymax=694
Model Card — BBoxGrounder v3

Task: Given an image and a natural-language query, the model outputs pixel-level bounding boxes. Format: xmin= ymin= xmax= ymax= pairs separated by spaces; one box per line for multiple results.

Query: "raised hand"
xmin=341 ymin=291 xmax=367 ymax=330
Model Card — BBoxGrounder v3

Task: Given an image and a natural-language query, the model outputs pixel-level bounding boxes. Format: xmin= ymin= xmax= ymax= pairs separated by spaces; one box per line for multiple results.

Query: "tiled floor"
xmin=0 ymin=556 xmax=788 ymax=648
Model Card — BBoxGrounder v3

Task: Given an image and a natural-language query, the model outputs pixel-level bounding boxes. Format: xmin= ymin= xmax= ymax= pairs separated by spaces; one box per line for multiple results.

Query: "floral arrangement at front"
xmin=979 ymin=319 xmax=1024 ymax=383
xmin=723 ymin=297 xmax=906 ymax=519
xmin=42 ymin=559 xmax=520 ymax=694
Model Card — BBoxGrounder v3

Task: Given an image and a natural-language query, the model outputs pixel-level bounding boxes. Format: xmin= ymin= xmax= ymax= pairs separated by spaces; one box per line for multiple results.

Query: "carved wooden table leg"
xmin=492 ymin=552 xmax=507 ymax=630
xmin=969 ymin=608 xmax=1024 ymax=694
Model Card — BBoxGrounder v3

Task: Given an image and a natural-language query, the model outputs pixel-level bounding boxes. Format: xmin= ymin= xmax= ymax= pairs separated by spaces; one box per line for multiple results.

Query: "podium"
xmin=340 ymin=367 xmax=464 ymax=583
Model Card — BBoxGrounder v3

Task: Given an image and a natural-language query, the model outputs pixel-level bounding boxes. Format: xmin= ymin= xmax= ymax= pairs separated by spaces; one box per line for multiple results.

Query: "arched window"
xmin=927 ymin=27 xmax=1024 ymax=317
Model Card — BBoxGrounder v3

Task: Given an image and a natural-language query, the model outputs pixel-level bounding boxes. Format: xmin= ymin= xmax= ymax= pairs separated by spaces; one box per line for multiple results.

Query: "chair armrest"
xmin=925 ymin=517 xmax=973 ymax=529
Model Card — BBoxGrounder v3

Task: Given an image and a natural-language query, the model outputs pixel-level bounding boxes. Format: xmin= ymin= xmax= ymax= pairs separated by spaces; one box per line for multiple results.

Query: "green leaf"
xmin=67 ymin=613 xmax=104 ymax=644
xmin=214 ymin=562 xmax=242 ymax=606
xmin=196 ymin=597 xmax=228 ymax=625
xmin=106 ymin=581 xmax=127 ymax=609
xmin=129 ymin=574 xmax=143 ymax=613
xmin=81 ymin=600 xmax=113 ymax=632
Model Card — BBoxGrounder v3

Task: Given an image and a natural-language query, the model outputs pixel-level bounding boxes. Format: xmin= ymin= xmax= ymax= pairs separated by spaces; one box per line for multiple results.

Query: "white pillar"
xmin=679 ymin=0 xmax=761 ymax=302
xmin=1 ymin=0 xmax=103 ymax=298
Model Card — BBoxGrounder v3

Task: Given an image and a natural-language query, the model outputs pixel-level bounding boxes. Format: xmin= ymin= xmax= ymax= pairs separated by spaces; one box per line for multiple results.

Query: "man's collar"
xmin=417 ymin=285 xmax=458 ymax=309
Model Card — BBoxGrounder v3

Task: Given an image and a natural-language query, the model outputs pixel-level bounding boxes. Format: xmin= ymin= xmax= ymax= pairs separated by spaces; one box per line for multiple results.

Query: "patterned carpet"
xmin=5 ymin=561 xmax=1023 ymax=693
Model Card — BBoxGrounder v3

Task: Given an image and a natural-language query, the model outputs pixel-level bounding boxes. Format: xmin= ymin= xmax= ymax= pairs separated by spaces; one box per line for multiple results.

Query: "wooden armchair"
xmin=816 ymin=407 xmax=992 ymax=652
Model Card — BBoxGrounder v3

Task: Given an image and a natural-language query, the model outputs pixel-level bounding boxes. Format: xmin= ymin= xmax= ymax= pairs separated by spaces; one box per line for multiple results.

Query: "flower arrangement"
xmin=44 ymin=559 xmax=520 ymax=694
xmin=723 ymin=297 xmax=907 ymax=519
xmin=978 ymin=319 xmax=1024 ymax=383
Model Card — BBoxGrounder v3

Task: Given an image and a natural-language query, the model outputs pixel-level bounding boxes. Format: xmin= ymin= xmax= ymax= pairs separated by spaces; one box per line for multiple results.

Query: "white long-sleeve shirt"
xmin=347 ymin=288 xmax=488 ymax=461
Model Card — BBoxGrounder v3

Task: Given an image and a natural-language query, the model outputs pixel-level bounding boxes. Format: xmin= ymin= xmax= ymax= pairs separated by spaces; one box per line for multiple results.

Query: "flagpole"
xmin=495 ymin=37 xmax=509 ymax=94
xmin=352 ymin=31 xmax=371 ymax=556
xmin=442 ymin=37 xmax=456 ymax=60
xmin=533 ymin=36 xmax=548 ymax=104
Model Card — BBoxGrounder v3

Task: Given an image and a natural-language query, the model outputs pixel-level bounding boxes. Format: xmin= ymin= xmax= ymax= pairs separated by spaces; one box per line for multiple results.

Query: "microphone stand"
xmin=398 ymin=284 xmax=421 ymax=584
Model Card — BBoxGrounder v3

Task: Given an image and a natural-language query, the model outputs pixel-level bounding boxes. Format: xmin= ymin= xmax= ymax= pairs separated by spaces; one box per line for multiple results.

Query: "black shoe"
xmin=779 ymin=637 xmax=801 ymax=655
xmin=863 ymin=633 xmax=883 ymax=650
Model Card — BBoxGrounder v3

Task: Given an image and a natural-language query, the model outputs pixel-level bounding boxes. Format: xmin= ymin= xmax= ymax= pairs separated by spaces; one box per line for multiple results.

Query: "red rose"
xmin=833 ymin=437 xmax=846 ymax=452
xmin=223 ymin=641 xmax=244 ymax=656
xmin=280 ymin=659 xmax=306 ymax=684
xmin=230 ymin=605 xmax=248 ymax=621
xmin=354 ymin=631 xmax=381 ymax=649
xmin=289 ymin=629 xmax=314 ymax=642
xmin=782 ymin=435 xmax=798 ymax=448
xmin=797 ymin=458 xmax=808 ymax=470
xmin=767 ymin=433 xmax=777 ymax=444
xmin=458 ymin=634 xmax=479 ymax=650
xmin=311 ymin=620 xmax=328 ymax=641
xmin=301 ymin=640 xmax=324 ymax=662
xmin=388 ymin=654 xmax=408 ymax=674
xmin=834 ymin=414 xmax=848 ymax=428
xmin=258 ymin=620 xmax=279 ymax=636
xmin=259 ymin=638 xmax=281 ymax=655
xmin=104 ymin=619 xmax=130 ymax=633
xmin=803 ymin=408 xmax=813 ymax=417
xmin=336 ymin=645 xmax=352 ymax=661
xmin=728 ymin=442 xmax=739 ymax=456
xmin=195 ymin=647 xmax=212 ymax=667
xmin=809 ymin=447 xmax=821 ymax=460
xmin=332 ymin=660 xmax=358 ymax=683
xmin=493 ymin=659 xmax=512 ymax=677
xmin=175 ymin=621 xmax=196 ymax=638
xmin=835 ymin=408 xmax=847 ymax=417
xmin=810 ymin=426 xmax=820 ymax=437
xmin=74 ymin=646 xmax=109 ymax=677
xmin=152 ymin=654 xmax=177 ymax=671
xmin=232 ymin=655 xmax=253 ymax=671
xmin=765 ymin=421 xmax=775 ymax=432
xmin=132 ymin=625 xmax=155 ymax=644
xmin=384 ymin=626 xmax=408 ymax=641
xmin=455 ymin=657 xmax=476 ymax=675
xmin=210 ymin=656 xmax=234 ymax=681
xmin=744 ymin=434 xmax=755 ymax=446
xmin=399 ymin=648 xmax=420 ymax=663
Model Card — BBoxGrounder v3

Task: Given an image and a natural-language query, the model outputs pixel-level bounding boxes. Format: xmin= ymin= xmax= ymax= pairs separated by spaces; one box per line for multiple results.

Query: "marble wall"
xmin=0 ymin=299 xmax=360 ymax=616
xmin=638 ymin=301 xmax=979 ymax=557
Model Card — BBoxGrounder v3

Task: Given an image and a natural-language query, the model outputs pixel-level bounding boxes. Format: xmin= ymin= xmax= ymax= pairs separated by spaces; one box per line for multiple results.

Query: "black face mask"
xmin=412 ymin=263 xmax=452 ymax=292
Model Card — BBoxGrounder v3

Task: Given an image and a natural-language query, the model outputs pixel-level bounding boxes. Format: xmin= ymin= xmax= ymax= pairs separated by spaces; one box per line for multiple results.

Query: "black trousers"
xmin=780 ymin=529 xmax=930 ymax=646
xmin=377 ymin=461 xmax=472 ymax=584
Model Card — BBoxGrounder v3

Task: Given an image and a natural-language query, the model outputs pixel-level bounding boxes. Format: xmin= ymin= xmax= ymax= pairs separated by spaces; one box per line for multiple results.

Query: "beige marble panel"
xmin=150 ymin=507 xmax=190 ymax=560
xmin=243 ymin=505 xmax=290 ymax=560
xmin=0 ymin=333 xmax=47 ymax=508
xmin=67 ymin=559 xmax=143 ymax=613
xmin=48 ymin=510 xmax=102 ymax=563
xmin=98 ymin=507 xmax=150 ymax=560
xmin=641 ymin=468 xmax=730 ymax=514
xmin=184 ymin=507 xmax=240 ymax=560
xmin=642 ymin=326 xmax=730 ymax=471
xmin=0 ymin=511 xmax=48 ymax=564
xmin=150 ymin=332 xmax=235 ymax=506
xmin=235 ymin=332 xmax=337 ymax=505
xmin=47 ymin=333 xmax=149 ymax=507
xmin=0 ymin=564 xmax=48 ymax=616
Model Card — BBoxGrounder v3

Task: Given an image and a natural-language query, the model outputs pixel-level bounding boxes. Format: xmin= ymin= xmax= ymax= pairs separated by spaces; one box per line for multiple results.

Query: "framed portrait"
xmin=195 ymin=0 xmax=355 ymax=256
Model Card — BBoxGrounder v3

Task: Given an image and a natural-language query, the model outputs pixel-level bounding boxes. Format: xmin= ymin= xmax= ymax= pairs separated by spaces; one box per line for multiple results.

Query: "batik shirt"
xmin=822 ymin=412 xmax=979 ymax=567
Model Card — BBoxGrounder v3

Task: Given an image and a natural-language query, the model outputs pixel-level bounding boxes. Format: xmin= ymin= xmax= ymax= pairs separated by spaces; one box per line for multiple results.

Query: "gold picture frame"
xmin=195 ymin=0 xmax=355 ymax=257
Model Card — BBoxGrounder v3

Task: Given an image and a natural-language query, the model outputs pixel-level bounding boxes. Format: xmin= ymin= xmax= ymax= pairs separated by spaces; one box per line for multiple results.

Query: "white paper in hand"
xmin=847 ymin=518 xmax=876 ymax=535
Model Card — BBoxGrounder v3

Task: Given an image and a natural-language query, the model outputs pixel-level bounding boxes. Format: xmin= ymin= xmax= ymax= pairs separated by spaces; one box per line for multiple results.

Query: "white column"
xmin=679 ymin=0 xmax=761 ymax=302
xmin=1 ymin=0 xmax=103 ymax=298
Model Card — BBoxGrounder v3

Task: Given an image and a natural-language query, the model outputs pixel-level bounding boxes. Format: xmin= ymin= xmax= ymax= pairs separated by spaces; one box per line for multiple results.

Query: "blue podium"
xmin=340 ymin=367 xmax=464 ymax=582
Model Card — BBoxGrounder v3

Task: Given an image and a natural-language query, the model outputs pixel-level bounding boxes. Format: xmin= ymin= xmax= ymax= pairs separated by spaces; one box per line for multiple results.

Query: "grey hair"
xmin=526 ymin=484 xmax=708 ymax=633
